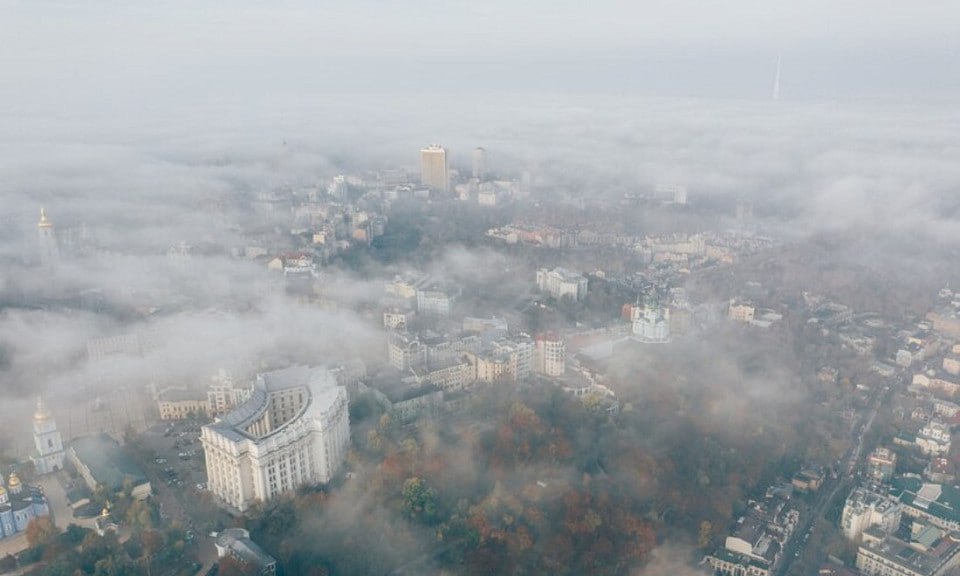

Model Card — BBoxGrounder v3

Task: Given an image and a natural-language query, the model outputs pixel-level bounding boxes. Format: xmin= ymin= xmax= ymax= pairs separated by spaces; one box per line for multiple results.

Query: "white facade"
xmin=416 ymin=289 xmax=453 ymax=316
xmin=918 ymin=420 xmax=952 ymax=456
xmin=841 ymin=487 xmax=902 ymax=542
xmin=536 ymin=267 xmax=588 ymax=302
xmin=31 ymin=397 xmax=65 ymax=475
xmin=632 ymin=303 xmax=671 ymax=343
xmin=535 ymin=334 xmax=565 ymax=377
xmin=201 ymin=366 xmax=349 ymax=512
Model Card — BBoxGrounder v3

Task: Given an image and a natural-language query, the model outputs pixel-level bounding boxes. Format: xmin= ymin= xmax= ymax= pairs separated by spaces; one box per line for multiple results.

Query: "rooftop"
xmin=70 ymin=433 xmax=148 ymax=492
xmin=216 ymin=528 xmax=276 ymax=568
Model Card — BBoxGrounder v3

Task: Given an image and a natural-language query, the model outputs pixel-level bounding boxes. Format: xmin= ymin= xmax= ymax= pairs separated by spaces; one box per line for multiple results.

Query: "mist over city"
xmin=1 ymin=2 xmax=958 ymax=575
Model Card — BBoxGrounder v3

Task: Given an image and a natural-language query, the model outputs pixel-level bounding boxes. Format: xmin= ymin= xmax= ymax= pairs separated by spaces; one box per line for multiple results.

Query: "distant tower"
xmin=31 ymin=397 xmax=65 ymax=475
xmin=773 ymin=55 xmax=781 ymax=101
xmin=37 ymin=207 xmax=59 ymax=267
xmin=472 ymin=147 xmax=486 ymax=180
xmin=420 ymin=145 xmax=449 ymax=191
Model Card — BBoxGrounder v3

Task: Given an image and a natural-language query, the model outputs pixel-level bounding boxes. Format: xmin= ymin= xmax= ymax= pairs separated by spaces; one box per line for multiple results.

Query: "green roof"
xmin=70 ymin=433 xmax=148 ymax=492
xmin=892 ymin=477 xmax=960 ymax=525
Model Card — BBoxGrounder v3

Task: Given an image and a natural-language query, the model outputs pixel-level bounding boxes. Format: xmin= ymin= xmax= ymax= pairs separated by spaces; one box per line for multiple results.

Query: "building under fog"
xmin=201 ymin=366 xmax=350 ymax=512
xmin=420 ymin=145 xmax=449 ymax=191
xmin=0 ymin=473 xmax=50 ymax=540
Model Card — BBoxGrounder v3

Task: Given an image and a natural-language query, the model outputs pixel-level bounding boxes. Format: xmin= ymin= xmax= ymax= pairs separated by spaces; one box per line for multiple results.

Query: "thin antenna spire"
xmin=773 ymin=55 xmax=781 ymax=101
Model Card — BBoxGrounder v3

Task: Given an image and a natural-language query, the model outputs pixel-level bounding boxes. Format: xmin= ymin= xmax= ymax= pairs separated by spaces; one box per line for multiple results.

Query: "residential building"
xmin=420 ymin=145 xmax=449 ymax=191
xmin=215 ymin=528 xmax=277 ymax=575
xmin=729 ymin=300 xmax=756 ymax=323
xmin=536 ymin=267 xmax=588 ymax=302
xmin=703 ymin=548 xmax=770 ymax=576
xmin=535 ymin=332 xmax=565 ymax=377
xmin=417 ymin=288 xmax=454 ymax=316
xmin=867 ymin=447 xmax=898 ymax=483
xmin=841 ymin=487 xmax=902 ymax=542
xmin=925 ymin=458 xmax=956 ymax=485
xmin=383 ymin=308 xmax=415 ymax=329
xmin=362 ymin=376 xmax=444 ymax=424
xmin=201 ymin=366 xmax=349 ymax=512
xmin=472 ymin=147 xmax=486 ymax=180
xmin=207 ymin=370 xmax=253 ymax=417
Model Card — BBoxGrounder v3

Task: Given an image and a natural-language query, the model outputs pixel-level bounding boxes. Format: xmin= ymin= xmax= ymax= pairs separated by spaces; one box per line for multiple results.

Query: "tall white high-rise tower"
xmin=472 ymin=147 xmax=486 ymax=180
xmin=420 ymin=145 xmax=449 ymax=191
xmin=773 ymin=55 xmax=781 ymax=101
xmin=31 ymin=397 xmax=65 ymax=475
xmin=37 ymin=207 xmax=59 ymax=267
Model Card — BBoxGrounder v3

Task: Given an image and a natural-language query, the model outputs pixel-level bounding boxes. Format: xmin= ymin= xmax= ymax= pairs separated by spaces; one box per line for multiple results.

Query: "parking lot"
xmin=142 ymin=419 xmax=208 ymax=495
xmin=140 ymin=418 xmax=222 ymax=571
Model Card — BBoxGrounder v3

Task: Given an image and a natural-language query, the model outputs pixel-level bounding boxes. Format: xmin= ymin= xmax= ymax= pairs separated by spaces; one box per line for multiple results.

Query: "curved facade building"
xmin=201 ymin=366 xmax=349 ymax=512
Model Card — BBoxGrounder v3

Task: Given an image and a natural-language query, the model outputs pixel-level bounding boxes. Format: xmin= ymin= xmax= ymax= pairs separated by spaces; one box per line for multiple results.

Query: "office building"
xmin=201 ymin=366 xmax=350 ymax=512
xmin=472 ymin=147 xmax=486 ymax=180
xmin=420 ymin=145 xmax=449 ymax=191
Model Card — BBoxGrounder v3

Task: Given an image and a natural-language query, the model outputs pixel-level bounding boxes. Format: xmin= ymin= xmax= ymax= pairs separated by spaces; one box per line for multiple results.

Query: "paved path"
xmin=0 ymin=532 xmax=29 ymax=558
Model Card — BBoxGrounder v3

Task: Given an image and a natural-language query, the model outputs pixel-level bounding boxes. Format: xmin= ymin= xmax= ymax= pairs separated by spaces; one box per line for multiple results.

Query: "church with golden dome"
xmin=0 ymin=472 xmax=49 ymax=539
xmin=31 ymin=397 xmax=65 ymax=475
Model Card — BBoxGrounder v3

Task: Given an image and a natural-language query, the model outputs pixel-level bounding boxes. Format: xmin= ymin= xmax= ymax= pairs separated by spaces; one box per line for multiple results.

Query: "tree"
xmin=401 ymin=477 xmax=439 ymax=524
xmin=26 ymin=516 xmax=57 ymax=548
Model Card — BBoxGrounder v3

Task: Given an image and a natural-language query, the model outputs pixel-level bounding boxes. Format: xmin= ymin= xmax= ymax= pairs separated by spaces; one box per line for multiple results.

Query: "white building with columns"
xmin=201 ymin=366 xmax=350 ymax=512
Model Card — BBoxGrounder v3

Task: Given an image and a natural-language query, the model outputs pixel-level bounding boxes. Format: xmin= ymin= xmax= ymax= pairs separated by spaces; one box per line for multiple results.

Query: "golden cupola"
xmin=33 ymin=396 xmax=52 ymax=423
xmin=38 ymin=207 xmax=53 ymax=230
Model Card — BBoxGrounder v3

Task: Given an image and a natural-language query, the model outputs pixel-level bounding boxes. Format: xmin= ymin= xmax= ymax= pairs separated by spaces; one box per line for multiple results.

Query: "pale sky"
xmin=2 ymin=0 xmax=958 ymax=103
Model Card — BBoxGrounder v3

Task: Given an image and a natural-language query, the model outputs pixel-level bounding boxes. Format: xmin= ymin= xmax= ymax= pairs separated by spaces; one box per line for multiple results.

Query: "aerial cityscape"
xmin=2 ymin=2 xmax=959 ymax=576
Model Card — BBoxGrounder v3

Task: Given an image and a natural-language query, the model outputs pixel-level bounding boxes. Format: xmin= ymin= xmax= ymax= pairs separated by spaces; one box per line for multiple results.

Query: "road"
xmin=775 ymin=378 xmax=892 ymax=576
xmin=139 ymin=421 xmax=219 ymax=573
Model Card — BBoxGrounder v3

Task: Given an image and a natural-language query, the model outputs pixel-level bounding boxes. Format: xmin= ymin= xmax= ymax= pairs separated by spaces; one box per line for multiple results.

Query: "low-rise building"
xmin=535 ymin=332 xmax=565 ymax=377
xmin=729 ymin=300 xmax=756 ymax=323
xmin=215 ymin=528 xmax=277 ymax=575
xmin=68 ymin=434 xmax=152 ymax=500
xmin=894 ymin=477 xmax=960 ymax=532
xmin=157 ymin=389 xmax=208 ymax=420
xmin=856 ymin=529 xmax=960 ymax=576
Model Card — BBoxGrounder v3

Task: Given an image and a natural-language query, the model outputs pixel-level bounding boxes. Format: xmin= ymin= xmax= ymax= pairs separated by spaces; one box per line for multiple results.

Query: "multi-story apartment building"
xmin=536 ymin=267 xmax=588 ymax=302
xmin=841 ymin=487 xmax=902 ymax=542
xmin=867 ymin=447 xmax=898 ymax=483
xmin=535 ymin=332 xmax=565 ymax=377
xmin=201 ymin=366 xmax=349 ymax=512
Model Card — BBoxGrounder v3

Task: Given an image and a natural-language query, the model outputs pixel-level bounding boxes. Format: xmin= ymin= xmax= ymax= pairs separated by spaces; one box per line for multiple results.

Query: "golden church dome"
xmin=33 ymin=397 xmax=52 ymax=423
xmin=38 ymin=207 xmax=53 ymax=229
